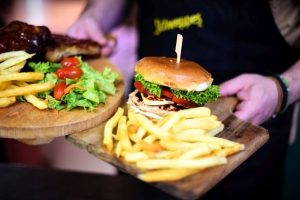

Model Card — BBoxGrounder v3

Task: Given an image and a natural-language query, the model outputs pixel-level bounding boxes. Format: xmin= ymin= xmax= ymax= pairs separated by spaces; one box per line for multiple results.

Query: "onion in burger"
xmin=128 ymin=57 xmax=220 ymax=119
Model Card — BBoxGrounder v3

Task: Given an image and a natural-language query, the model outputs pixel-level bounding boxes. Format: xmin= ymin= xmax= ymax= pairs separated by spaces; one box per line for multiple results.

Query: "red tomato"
xmin=172 ymin=96 xmax=194 ymax=108
xmin=56 ymin=66 xmax=83 ymax=79
xmin=60 ymin=57 xmax=80 ymax=67
xmin=54 ymin=81 xmax=67 ymax=100
xmin=134 ymin=81 xmax=149 ymax=94
xmin=161 ymin=89 xmax=173 ymax=99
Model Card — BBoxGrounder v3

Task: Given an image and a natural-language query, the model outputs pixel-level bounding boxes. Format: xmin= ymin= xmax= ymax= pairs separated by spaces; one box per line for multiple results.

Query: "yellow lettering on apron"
xmin=153 ymin=13 xmax=203 ymax=36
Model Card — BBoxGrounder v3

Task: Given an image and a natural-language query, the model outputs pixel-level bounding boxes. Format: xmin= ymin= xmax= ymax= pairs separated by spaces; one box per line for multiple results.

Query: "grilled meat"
xmin=0 ymin=21 xmax=102 ymax=62
xmin=45 ymin=34 xmax=102 ymax=62
xmin=0 ymin=21 xmax=51 ymax=57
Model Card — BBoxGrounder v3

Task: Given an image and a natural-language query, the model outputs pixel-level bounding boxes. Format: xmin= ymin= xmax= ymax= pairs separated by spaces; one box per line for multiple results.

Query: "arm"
xmin=67 ymin=0 xmax=127 ymax=55
xmin=79 ymin=0 xmax=127 ymax=33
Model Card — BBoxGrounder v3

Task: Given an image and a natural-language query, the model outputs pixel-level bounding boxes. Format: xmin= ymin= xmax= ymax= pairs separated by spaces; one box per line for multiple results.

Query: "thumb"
xmin=220 ymin=75 xmax=245 ymax=96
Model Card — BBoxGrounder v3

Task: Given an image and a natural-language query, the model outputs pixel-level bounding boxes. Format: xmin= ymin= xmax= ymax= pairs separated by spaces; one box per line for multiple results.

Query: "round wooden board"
xmin=0 ymin=58 xmax=124 ymax=139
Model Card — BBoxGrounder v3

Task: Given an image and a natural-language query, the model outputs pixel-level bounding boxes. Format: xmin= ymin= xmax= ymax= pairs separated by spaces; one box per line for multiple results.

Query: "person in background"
xmin=68 ymin=0 xmax=300 ymax=199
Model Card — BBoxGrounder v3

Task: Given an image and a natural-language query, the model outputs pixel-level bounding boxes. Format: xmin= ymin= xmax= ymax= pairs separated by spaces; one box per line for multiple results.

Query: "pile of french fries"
xmin=0 ymin=51 xmax=54 ymax=109
xmin=103 ymin=106 xmax=244 ymax=182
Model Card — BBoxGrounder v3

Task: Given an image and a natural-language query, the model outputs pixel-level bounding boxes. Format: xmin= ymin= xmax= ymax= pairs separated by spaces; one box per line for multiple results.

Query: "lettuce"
xmin=28 ymin=62 xmax=60 ymax=73
xmin=135 ymin=73 xmax=220 ymax=105
xmin=171 ymin=85 xmax=220 ymax=105
xmin=134 ymin=73 xmax=161 ymax=97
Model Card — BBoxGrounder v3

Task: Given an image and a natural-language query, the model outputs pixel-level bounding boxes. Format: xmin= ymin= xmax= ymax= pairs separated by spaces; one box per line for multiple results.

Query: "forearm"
xmin=81 ymin=0 xmax=127 ymax=32
xmin=282 ymin=59 xmax=300 ymax=104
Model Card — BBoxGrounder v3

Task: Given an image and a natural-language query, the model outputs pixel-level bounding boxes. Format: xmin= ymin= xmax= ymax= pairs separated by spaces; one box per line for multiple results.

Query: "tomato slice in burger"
xmin=161 ymin=88 xmax=173 ymax=99
xmin=134 ymin=81 xmax=149 ymax=94
xmin=172 ymin=96 xmax=195 ymax=108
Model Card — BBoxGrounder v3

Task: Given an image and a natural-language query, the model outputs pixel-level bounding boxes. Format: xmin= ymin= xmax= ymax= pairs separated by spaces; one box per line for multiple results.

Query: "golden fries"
xmin=0 ymin=82 xmax=54 ymax=98
xmin=0 ymin=53 xmax=34 ymax=70
xmin=138 ymin=169 xmax=198 ymax=182
xmin=0 ymin=72 xmax=44 ymax=83
xmin=103 ymin=107 xmax=124 ymax=151
xmin=103 ymin=106 xmax=244 ymax=182
xmin=0 ymin=51 xmax=54 ymax=110
xmin=0 ymin=96 xmax=16 ymax=108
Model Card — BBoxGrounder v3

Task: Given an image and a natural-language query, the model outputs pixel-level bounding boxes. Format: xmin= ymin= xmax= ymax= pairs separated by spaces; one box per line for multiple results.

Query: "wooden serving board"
xmin=0 ymin=58 xmax=124 ymax=140
xmin=66 ymin=97 xmax=269 ymax=200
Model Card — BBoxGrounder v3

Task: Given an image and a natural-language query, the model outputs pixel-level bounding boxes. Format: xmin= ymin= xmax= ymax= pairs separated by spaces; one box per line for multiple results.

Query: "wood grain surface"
xmin=0 ymin=58 xmax=124 ymax=140
xmin=66 ymin=97 xmax=269 ymax=200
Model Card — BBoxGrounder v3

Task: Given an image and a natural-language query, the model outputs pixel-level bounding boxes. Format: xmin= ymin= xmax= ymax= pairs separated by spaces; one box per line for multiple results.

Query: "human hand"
xmin=67 ymin=17 xmax=115 ymax=56
xmin=220 ymin=74 xmax=279 ymax=125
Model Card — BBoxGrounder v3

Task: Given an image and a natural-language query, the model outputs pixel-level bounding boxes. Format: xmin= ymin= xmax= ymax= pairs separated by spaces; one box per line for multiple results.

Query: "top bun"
xmin=135 ymin=57 xmax=213 ymax=91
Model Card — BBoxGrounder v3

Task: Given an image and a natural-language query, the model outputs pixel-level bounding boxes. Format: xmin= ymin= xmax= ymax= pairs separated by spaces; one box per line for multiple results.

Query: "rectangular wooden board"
xmin=66 ymin=97 xmax=269 ymax=200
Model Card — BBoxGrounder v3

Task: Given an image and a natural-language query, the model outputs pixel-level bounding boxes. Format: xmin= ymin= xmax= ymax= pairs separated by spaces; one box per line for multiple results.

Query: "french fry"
xmin=136 ymin=127 xmax=147 ymax=140
xmin=135 ymin=113 xmax=170 ymax=139
xmin=124 ymin=152 xmax=149 ymax=163
xmin=103 ymin=107 xmax=124 ymax=151
xmin=115 ymin=141 xmax=123 ymax=158
xmin=177 ymin=129 xmax=206 ymax=135
xmin=0 ymin=72 xmax=44 ymax=83
xmin=176 ymin=107 xmax=211 ymax=118
xmin=160 ymin=113 xmax=180 ymax=131
xmin=119 ymin=116 xmax=132 ymax=151
xmin=14 ymin=81 xmax=48 ymax=109
xmin=179 ymin=146 xmax=211 ymax=159
xmin=0 ymin=50 xmax=29 ymax=62
xmin=0 ymin=96 xmax=16 ymax=107
xmin=172 ymin=117 xmax=221 ymax=131
xmin=160 ymin=140 xmax=220 ymax=151
xmin=138 ymin=169 xmax=199 ymax=182
xmin=102 ymin=106 xmax=244 ymax=183
xmin=0 ymin=82 xmax=54 ymax=98
xmin=143 ymin=135 xmax=157 ymax=144
xmin=0 ymin=61 xmax=25 ymax=75
xmin=0 ymin=53 xmax=34 ymax=70
xmin=175 ymin=134 xmax=241 ymax=148
xmin=139 ymin=141 xmax=164 ymax=152
xmin=212 ymin=144 xmax=245 ymax=157
xmin=206 ymin=124 xmax=224 ymax=136
xmin=23 ymin=94 xmax=48 ymax=110
xmin=136 ymin=156 xmax=227 ymax=170
xmin=155 ymin=150 xmax=183 ymax=159
xmin=128 ymin=109 xmax=138 ymax=123
xmin=0 ymin=81 xmax=11 ymax=90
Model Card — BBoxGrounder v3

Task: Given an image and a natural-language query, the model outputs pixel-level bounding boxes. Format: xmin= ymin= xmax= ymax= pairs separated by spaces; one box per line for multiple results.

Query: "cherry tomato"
xmin=54 ymin=81 xmax=67 ymax=100
xmin=60 ymin=57 xmax=80 ymax=67
xmin=56 ymin=66 xmax=83 ymax=79
xmin=161 ymin=88 xmax=173 ymax=99
xmin=172 ymin=96 xmax=195 ymax=108
xmin=134 ymin=81 xmax=149 ymax=94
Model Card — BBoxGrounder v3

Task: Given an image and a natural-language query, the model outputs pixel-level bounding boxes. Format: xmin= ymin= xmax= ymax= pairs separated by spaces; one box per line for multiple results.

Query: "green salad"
xmin=28 ymin=57 xmax=119 ymax=111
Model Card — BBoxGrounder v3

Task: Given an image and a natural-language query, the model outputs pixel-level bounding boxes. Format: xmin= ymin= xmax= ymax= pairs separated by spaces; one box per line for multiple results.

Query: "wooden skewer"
xmin=175 ymin=34 xmax=183 ymax=63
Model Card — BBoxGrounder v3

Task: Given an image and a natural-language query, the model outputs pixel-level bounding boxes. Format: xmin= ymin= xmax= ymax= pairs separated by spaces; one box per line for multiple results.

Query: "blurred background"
xmin=0 ymin=0 xmax=299 ymax=199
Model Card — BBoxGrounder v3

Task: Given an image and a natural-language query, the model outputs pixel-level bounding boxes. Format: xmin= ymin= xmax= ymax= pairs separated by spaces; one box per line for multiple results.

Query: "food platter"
xmin=67 ymin=97 xmax=269 ymax=200
xmin=0 ymin=58 xmax=124 ymax=140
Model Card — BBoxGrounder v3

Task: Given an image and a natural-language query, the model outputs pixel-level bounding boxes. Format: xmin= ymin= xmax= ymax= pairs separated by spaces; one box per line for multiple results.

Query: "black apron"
xmin=137 ymin=0 xmax=299 ymax=199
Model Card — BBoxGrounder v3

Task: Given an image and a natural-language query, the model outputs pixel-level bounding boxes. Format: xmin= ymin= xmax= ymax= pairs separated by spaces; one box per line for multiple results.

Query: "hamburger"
xmin=127 ymin=57 xmax=220 ymax=119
